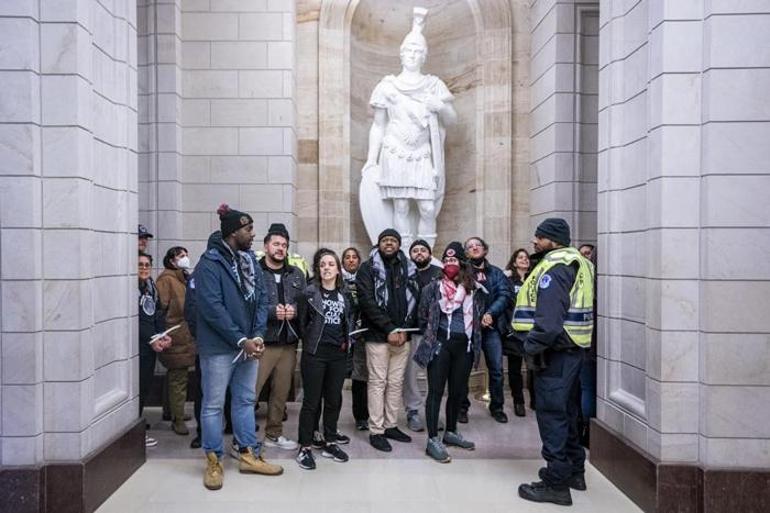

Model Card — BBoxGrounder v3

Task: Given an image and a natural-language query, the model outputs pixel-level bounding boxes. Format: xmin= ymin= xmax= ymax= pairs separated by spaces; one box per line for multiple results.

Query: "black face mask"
xmin=470 ymin=257 xmax=485 ymax=267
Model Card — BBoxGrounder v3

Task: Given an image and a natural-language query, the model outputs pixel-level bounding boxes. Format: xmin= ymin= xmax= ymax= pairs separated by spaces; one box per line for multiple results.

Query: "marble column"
xmin=0 ymin=0 xmax=139 ymax=469
xmin=528 ymin=0 xmax=599 ymax=247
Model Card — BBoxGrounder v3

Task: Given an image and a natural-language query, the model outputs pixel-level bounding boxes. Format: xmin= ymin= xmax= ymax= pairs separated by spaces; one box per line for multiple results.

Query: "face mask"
xmin=443 ymin=263 xmax=460 ymax=280
xmin=176 ymin=256 xmax=191 ymax=270
xmin=470 ymin=257 xmax=485 ymax=267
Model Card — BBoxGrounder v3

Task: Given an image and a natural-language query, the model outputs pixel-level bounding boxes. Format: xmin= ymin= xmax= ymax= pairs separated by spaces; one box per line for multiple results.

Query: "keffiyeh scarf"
xmin=438 ymin=278 xmax=474 ymax=347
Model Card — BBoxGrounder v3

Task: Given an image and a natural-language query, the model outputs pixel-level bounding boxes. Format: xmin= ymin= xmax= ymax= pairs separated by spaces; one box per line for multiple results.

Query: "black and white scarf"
xmin=369 ymin=247 xmax=417 ymax=317
xmin=222 ymin=242 xmax=257 ymax=302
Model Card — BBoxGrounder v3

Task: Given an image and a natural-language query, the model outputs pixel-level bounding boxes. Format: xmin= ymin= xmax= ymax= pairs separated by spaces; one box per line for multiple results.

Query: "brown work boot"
xmin=204 ymin=452 xmax=223 ymax=490
xmin=239 ymin=447 xmax=284 ymax=476
xmin=172 ymin=418 xmax=189 ymax=435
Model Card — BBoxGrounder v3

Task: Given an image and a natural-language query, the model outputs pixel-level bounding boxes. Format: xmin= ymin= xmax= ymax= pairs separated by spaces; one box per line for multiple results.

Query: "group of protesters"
xmin=137 ymin=203 xmax=596 ymax=507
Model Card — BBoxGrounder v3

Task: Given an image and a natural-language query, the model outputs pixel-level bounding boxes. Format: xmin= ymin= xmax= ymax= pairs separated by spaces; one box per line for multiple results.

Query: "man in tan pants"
xmin=256 ymin=223 xmax=306 ymax=450
xmin=356 ymin=229 xmax=420 ymax=452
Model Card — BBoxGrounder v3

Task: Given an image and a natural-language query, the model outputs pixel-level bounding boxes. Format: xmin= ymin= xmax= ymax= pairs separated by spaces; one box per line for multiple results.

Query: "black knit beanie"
xmin=409 ymin=239 xmax=431 ymax=254
xmin=535 ymin=217 xmax=571 ymax=246
xmin=217 ymin=204 xmax=253 ymax=239
xmin=442 ymin=241 xmax=467 ymax=263
xmin=267 ymin=223 xmax=290 ymax=241
xmin=377 ymin=228 xmax=401 ymax=245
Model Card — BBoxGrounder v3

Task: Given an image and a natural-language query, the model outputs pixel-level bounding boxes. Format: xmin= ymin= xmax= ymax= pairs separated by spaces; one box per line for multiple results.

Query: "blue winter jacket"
xmin=476 ymin=260 xmax=513 ymax=324
xmin=194 ymin=231 xmax=268 ymax=356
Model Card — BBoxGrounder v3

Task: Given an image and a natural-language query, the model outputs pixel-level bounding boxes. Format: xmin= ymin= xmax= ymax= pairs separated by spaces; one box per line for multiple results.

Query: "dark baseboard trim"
xmin=591 ymin=419 xmax=770 ymax=513
xmin=0 ymin=419 xmax=145 ymax=513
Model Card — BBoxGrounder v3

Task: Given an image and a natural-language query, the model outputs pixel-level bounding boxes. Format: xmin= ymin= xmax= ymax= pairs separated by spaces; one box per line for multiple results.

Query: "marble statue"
xmin=359 ymin=7 xmax=457 ymax=250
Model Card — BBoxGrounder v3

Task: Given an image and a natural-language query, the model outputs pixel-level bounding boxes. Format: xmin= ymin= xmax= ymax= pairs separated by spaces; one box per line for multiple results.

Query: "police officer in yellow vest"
xmin=514 ymin=218 xmax=594 ymax=507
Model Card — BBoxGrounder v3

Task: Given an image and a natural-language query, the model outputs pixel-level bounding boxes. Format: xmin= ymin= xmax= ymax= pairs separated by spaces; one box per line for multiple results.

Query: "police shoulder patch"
xmin=539 ymin=274 xmax=552 ymax=289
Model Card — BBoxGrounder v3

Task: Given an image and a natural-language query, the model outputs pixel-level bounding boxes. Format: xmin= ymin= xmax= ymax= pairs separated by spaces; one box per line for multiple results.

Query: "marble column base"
xmin=590 ymin=419 xmax=770 ymax=513
xmin=0 ymin=419 xmax=145 ymax=513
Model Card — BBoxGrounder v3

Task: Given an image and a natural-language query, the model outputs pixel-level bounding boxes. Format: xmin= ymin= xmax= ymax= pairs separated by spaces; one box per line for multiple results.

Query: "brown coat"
xmin=156 ymin=268 xmax=196 ymax=369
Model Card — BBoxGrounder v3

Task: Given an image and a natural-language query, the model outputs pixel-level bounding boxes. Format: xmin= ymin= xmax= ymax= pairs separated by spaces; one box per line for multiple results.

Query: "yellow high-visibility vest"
xmin=512 ymin=246 xmax=595 ymax=347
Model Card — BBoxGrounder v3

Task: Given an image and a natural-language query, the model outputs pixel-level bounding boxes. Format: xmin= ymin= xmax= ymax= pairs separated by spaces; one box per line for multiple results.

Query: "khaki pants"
xmin=167 ymin=367 xmax=189 ymax=421
xmin=403 ymin=334 xmax=425 ymax=413
xmin=366 ymin=341 xmax=410 ymax=435
xmin=256 ymin=345 xmax=297 ymax=438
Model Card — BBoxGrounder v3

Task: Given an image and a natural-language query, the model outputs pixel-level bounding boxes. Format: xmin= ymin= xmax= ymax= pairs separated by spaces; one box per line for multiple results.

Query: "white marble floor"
xmin=95 ymin=458 xmax=642 ymax=513
xmin=97 ymin=393 xmax=641 ymax=512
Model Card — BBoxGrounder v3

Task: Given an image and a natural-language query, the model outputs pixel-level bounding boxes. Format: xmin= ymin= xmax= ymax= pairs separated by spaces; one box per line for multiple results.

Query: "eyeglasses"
xmin=465 ymin=243 xmax=483 ymax=249
xmin=138 ymin=263 xmax=151 ymax=269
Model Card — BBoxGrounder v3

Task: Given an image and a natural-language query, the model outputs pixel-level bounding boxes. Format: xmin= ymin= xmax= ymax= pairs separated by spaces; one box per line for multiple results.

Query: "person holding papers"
xmin=194 ymin=204 xmax=282 ymax=491
xmin=355 ymin=229 xmax=420 ymax=452
xmin=295 ymin=249 xmax=356 ymax=470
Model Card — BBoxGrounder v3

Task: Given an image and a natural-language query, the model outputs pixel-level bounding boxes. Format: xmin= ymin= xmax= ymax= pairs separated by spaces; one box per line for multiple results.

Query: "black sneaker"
xmin=518 ymin=481 xmax=572 ymax=506
xmin=355 ymin=419 xmax=369 ymax=431
xmin=491 ymin=410 xmax=508 ymax=423
xmin=538 ymin=467 xmax=587 ymax=491
xmin=331 ymin=431 xmax=350 ymax=445
xmin=383 ymin=427 xmax=412 ymax=443
xmin=458 ymin=409 xmax=469 ymax=424
xmin=369 ymin=434 xmax=392 ymax=452
xmin=189 ymin=436 xmax=201 ymax=449
xmin=312 ymin=431 xmax=326 ymax=449
xmin=296 ymin=447 xmax=316 ymax=470
xmin=321 ymin=443 xmax=349 ymax=463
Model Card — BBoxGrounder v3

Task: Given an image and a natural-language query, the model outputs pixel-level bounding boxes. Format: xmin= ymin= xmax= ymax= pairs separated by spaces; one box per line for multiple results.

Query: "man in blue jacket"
xmin=461 ymin=236 xmax=513 ymax=423
xmin=196 ymin=204 xmax=283 ymax=490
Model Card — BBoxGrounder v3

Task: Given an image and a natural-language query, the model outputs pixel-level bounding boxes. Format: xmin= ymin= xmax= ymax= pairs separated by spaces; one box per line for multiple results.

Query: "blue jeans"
xmin=462 ymin=328 xmax=505 ymax=412
xmin=200 ymin=352 xmax=259 ymax=458
xmin=483 ymin=328 xmax=505 ymax=412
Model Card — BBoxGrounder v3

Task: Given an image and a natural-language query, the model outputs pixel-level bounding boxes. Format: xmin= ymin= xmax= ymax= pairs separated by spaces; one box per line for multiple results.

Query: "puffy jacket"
xmin=297 ymin=283 xmax=355 ymax=355
xmin=156 ymin=268 xmax=196 ymax=369
xmin=259 ymin=258 xmax=306 ymax=345
xmin=413 ymin=279 xmax=487 ymax=368
xmin=194 ymin=232 xmax=268 ymax=356
xmin=475 ymin=260 xmax=513 ymax=325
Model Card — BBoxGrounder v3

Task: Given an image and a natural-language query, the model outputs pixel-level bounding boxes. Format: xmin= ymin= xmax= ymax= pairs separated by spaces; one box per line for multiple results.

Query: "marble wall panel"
xmin=0 ymin=1 xmax=138 ymax=466
xmin=0 ymin=124 xmax=41 ymax=176
xmin=1 ymin=333 xmax=43 ymax=385
xmin=0 ymin=229 xmax=42 ymax=280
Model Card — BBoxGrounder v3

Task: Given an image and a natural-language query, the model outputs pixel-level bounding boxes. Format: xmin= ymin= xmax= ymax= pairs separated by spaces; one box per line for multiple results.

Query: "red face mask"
xmin=443 ymin=263 xmax=460 ymax=280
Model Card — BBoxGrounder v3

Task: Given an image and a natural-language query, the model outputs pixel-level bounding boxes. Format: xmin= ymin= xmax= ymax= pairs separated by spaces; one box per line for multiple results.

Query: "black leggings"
xmin=351 ymin=379 xmax=369 ymax=422
xmin=425 ymin=335 xmax=474 ymax=438
xmin=298 ymin=343 xmax=348 ymax=447
xmin=507 ymin=354 xmax=525 ymax=404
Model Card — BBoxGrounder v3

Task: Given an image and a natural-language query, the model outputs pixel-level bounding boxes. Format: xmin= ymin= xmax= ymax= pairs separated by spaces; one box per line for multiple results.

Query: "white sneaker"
xmin=264 ymin=435 xmax=298 ymax=450
xmin=145 ymin=435 xmax=158 ymax=447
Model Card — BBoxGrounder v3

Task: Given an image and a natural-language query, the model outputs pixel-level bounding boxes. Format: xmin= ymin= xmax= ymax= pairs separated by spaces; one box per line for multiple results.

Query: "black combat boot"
xmin=518 ymin=480 xmax=572 ymax=506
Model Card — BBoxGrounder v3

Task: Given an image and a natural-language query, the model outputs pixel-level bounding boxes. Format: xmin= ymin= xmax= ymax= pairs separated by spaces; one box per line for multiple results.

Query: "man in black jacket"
xmin=256 ymin=223 xmax=306 ymax=451
xmin=461 ymin=236 xmax=513 ymax=424
xmin=404 ymin=239 xmax=443 ymax=432
xmin=357 ymin=229 xmax=420 ymax=452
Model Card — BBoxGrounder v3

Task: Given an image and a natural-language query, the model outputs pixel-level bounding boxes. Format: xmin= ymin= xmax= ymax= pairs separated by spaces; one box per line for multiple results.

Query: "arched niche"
xmin=319 ymin=0 xmax=512 ymax=262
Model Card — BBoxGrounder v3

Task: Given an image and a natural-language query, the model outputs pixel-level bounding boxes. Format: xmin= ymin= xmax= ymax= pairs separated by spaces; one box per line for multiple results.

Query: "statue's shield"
xmin=359 ymin=164 xmax=393 ymax=245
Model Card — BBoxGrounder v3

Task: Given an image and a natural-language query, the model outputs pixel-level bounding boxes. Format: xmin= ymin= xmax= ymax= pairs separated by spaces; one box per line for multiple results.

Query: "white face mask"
xmin=176 ymin=256 xmax=191 ymax=270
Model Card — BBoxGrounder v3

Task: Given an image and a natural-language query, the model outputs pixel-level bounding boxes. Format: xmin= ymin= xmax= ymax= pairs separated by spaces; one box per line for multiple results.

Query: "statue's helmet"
xmin=400 ymin=7 xmax=428 ymax=54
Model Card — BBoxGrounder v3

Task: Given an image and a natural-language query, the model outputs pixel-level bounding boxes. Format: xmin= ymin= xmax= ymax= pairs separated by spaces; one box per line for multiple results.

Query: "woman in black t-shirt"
xmin=295 ymin=248 xmax=354 ymax=470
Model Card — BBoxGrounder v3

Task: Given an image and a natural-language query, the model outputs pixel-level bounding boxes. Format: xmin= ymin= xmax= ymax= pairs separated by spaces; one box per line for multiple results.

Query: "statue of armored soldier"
xmin=360 ymin=7 xmax=457 ymax=250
